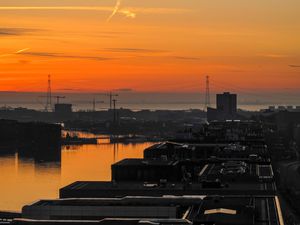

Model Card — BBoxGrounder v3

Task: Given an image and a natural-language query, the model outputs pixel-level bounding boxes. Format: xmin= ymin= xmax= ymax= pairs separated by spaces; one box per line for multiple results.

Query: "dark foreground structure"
xmin=20 ymin=195 xmax=283 ymax=225
xmin=0 ymin=120 xmax=61 ymax=161
xmin=2 ymin=121 xmax=287 ymax=225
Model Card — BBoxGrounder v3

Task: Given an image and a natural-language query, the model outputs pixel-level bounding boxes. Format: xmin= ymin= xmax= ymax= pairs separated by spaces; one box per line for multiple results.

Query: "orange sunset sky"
xmin=0 ymin=0 xmax=300 ymax=93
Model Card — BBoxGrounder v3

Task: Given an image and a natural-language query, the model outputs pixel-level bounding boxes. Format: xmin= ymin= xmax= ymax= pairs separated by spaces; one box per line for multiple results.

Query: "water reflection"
xmin=18 ymin=146 xmax=61 ymax=163
xmin=0 ymin=137 xmax=153 ymax=211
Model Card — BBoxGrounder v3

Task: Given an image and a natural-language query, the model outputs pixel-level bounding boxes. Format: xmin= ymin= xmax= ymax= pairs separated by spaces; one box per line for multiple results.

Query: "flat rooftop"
xmin=112 ymin=158 xmax=179 ymax=167
xmin=22 ymin=196 xmax=284 ymax=225
xmin=60 ymin=180 xmax=276 ymax=199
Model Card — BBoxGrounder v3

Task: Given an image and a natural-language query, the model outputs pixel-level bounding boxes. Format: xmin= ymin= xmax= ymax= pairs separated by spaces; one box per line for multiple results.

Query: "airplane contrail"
xmin=0 ymin=5 xmax=190 ymax=21
xmin=0 ymin=48 xmax=30 ymax=57
xmin=0 ymin=6 xmax=187 ymax=15
xmin=106 ymin=0 xmax=136 ymax=21
xmin=0 ymin=6 xmax=112 ymax=11
xmin=120 ymin=9 xmax=136 ymax=19
xmin=15 ymin=48 xmax=30 ymax=54
xmin=107 ymin=0 xmax=122 ymax=22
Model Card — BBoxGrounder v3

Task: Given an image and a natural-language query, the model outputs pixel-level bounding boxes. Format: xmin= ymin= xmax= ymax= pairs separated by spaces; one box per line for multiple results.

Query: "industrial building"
xmin=21 ymin=195 xmax=283 ymax=225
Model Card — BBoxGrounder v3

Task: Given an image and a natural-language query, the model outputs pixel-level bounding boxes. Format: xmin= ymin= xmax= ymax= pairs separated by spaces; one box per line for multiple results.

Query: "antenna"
xmin=45 ymin=74 xmax=52 ymax=112
xmin=113 ymin=99 xmax=117 ymax=123
xmin=205 ymin=75 xmax=210 ymax=110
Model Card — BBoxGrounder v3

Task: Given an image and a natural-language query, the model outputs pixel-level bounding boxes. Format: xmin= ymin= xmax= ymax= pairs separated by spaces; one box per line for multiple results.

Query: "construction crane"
xmin=96 ymin=92 xmax=118 ymax=109
xmin=112 ymin=99 xmax=117 ymax=123
xmin=39 ymin=95 xmax=66 ymax=111
xmin=45 ymin=74 xmax=52 ymax=112
xmin=53 ymin=96 xmax=66 ymax=104
xmin=92 ymin=97 xmax=104 ymax=112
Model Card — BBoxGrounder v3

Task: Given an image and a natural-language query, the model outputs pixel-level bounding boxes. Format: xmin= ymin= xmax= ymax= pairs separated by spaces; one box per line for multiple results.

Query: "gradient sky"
xmin=0 ymin=0 xmax=300 ymax=93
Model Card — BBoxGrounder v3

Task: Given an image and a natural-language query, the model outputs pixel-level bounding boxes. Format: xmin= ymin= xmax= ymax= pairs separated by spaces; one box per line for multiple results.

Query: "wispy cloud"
xmin=289 ymin=64 xmax=300 ymax=68
xmin=103 ymin=48 xmax=166 ymax=53
xmin=0 ymin=28 xmax=40 ymax=36
xmin=0 ymin=6 xmax=112 ymax=11
xmin=103 ymin=48 xmax=200 ymax=61
xmin=172 ymin=56 xmax=200 ymax=60
xmin=56 ymin=88 xmax=83 ymax=92
xmin=122 ymin=7 xmax=190 ymax=15
xmin=20 ymin=51 xmax=113 ymax=61
xmin=0 ymin=6 xmax=187 ymax=17
xmin=114 ymin=88 xmax=134 ymax=92
xmin=259 ymin=54 xmax=290 ymax=58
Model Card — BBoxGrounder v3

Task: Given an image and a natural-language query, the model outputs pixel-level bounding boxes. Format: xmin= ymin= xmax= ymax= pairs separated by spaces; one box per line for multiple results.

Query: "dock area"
xmin=11 ymin=120 xmax=288 ymax=225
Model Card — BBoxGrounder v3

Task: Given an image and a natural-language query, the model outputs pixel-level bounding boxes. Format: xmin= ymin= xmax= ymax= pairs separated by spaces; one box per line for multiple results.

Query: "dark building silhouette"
xmin=217 ymin=92 xmax=237 ymax=115
xmin=54 ymin=103 xmax=73 ymax=120
xmin=0 ymin=119 xmax=61 ymax=161
xmin=54 ymin=103 xmax=72 ymax=114
xmin=207 ymin=92 xmax=237 ymax=121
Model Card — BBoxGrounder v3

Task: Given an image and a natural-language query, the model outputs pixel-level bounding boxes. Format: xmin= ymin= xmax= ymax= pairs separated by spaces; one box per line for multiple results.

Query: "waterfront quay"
xmin=0 ymin=121 xmax=288 ymax=225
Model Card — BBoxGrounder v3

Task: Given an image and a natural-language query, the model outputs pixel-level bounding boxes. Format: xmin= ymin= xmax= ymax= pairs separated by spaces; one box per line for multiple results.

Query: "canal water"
xmin=0 ymin=133 xmax=154 ymax=211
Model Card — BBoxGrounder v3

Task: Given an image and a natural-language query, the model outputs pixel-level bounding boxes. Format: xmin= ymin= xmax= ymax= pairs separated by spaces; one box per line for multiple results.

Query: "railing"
xmin=0 ymin=211 xmax=21 ymax=223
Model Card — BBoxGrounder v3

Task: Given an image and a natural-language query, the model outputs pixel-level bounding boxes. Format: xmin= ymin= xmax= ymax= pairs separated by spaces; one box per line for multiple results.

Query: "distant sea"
xmin=0 ymin=102 xmax=270 ymax=112
xmin=0 ymin=91 xmax=298 ymax=112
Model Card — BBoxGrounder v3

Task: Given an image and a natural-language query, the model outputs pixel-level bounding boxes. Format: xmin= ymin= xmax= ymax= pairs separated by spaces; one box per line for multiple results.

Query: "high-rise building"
xmin=216 ymin=92 xmax=237 ymax=115
xmin=207 ymin=92 xmax=238 ymax=121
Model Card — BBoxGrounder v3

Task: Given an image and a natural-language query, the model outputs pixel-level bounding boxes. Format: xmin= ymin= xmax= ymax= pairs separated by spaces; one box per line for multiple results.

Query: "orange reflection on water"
xmin=0 ymin=141 xmax=153 ymax=211
xmin=61 ymin=142 xmax=150 ymax=182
